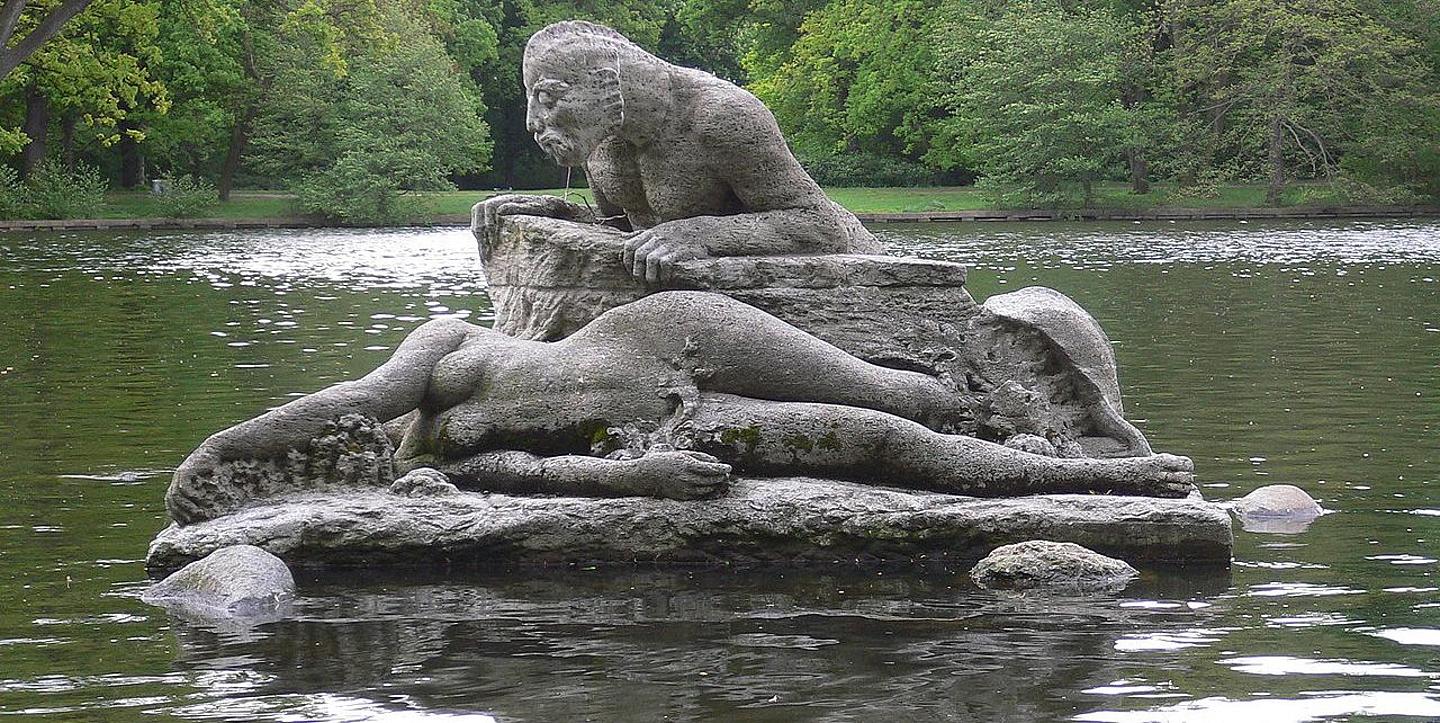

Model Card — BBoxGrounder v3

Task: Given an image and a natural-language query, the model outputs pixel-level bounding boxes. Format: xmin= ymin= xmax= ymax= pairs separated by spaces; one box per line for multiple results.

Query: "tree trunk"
xmin=218 ymin=109 xmax=256 ymax=201
xmin=20 ymin=88 xmax=49 ymax=177
xmin=1127 ymin=149 xmax=1150 ymax=195
xmin=1265 ymin=114 xmax=1285 ymax=206
xmin=119 ymin=122 xmax=145 ymax=189
xmin=59 ymin=114 xmax=76 ymax=169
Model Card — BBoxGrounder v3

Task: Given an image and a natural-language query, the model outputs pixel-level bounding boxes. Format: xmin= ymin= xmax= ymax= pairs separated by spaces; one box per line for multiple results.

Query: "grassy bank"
xmin=89 ymin=182 xmax=1390 ymax=223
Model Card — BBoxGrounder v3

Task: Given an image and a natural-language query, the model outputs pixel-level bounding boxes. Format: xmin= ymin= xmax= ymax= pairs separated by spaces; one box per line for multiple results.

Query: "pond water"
xmin=1 ymin=219 xmax=1438 ymax=721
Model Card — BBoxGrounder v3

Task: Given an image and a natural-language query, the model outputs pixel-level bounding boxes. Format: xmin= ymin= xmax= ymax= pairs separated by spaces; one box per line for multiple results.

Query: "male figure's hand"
xmin=621 ymin=221 xmax=710 ymax=283
xmin=471 ymin=194 xmax=588 ymax=247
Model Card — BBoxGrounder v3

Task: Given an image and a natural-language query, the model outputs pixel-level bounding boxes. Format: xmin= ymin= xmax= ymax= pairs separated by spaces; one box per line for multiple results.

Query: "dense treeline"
xmin=2 ymin=0 xmax=1437 ymax=219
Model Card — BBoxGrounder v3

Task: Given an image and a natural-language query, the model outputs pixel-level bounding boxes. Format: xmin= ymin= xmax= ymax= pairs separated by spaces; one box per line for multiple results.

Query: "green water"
xmin=1 ymin=220 xmax=1437 ymax=720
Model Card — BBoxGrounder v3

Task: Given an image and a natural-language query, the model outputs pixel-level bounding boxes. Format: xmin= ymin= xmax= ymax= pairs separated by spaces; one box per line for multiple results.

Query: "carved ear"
xmin=588 ymin=65 xmax=621 ymax=92
xmin=587 ymin=66 xmax=625 ymax=116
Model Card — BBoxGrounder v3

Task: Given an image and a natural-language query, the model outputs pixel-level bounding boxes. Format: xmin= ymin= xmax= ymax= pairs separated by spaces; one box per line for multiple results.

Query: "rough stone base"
xmin=146 ymin=478 xmax=1233 ymax=575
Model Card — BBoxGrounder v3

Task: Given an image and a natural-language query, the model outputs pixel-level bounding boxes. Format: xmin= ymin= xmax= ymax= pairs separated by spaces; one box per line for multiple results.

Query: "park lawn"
xmin=99 ymin=182 xmax=1355 ymax=222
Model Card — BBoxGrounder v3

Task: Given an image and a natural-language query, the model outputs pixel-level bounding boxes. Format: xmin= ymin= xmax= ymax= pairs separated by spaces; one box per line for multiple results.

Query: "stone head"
xmin=522 ymin=21 xmax=658 ymax=166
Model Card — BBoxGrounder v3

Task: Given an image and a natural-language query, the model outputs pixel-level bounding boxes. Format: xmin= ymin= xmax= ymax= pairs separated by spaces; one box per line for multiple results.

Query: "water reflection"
xmin=149 ymin=568 xmax=1232 ymax=721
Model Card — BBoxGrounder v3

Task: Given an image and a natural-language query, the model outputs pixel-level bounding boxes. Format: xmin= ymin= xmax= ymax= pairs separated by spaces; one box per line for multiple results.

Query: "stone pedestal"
xmin=146 ymin=479 xmax=1233 ymax=574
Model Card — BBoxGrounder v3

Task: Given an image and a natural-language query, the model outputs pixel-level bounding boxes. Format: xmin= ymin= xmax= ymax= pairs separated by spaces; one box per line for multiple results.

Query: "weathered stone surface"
xmin=981 ymin=287 xmax=1151 ymax=457
xmin=389 ymin=467 xmax=459 ymax=497
xmin=142 ymin=544 xmax=295 ymax=619
xmin=471 ymin=21 xmax=881 ymax=287
xmin=168 ymin=412 xmax=396 ymax=526
xmin=970 ymin=540 xmax=1139 ymax=591
xmin=146 ymin=478 xmax=1232 ymax=574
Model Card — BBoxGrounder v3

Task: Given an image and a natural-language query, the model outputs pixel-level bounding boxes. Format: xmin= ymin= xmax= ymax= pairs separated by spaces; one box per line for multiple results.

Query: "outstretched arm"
xmin=166 ymin=318 xmax=477 ymax=524
xmin=435 ymin=449 xmax=731 ymax=500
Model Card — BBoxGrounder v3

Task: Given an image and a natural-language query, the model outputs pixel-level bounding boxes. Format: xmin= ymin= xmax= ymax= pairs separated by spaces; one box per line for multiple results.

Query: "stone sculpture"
xmin=165 ymin=292 xmax=1194 ymax=526
xmin=146 ymin=21 xmax=1234 ymax=575
xmin=470 ymin=20 xmax=881 ymax=283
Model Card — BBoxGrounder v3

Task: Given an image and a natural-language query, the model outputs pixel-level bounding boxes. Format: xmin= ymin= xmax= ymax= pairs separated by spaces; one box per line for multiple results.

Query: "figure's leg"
xmin=166 ymin=318 xmax=478 ymax=524
xmin=690 ymin=395 xmax=1194 ymax=498
xmin=571 ymin=291 xmax=963 ymax=427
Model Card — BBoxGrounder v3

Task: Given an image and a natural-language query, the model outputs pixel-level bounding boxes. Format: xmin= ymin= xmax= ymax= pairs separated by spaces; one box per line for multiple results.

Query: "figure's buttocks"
xmin=424 ymin=333 xmax=693 ymax=457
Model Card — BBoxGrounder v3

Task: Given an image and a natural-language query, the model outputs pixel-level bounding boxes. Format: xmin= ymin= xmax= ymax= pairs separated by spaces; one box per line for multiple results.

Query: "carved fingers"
xmin=471 ymin=194 xmax=579 ymax=245
xmin=621 ymin=227 xmax=708 ymax=284
xmin=632 ymin=450 xmax=732 ymax=500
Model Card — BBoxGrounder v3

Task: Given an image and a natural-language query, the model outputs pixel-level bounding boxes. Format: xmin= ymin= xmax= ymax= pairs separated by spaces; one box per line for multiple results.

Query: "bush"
xmin=153 ymin=174 xmax=220 ymax=218
xmin=0 ymin=165 xmax=22 ymax=220
xmin=1298 ymin=175 xmax=1424 ymax=207
xmin=22 ymin=161 xmax=108 ymax=219
xmin=294 ymin=154 xmax=419 ymax=224
xmin=798 ymin=152 xmax=946 ymax=187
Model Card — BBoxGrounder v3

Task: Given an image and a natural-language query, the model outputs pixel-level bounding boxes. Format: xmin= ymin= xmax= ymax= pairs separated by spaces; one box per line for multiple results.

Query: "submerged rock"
xmin=142 ymin=544 xmax=295 ymax=620
xmin=1232 ymin=484 xmax=1323 ymax=518
xmin=970 ymin=540 xmax=1139 ymax=592
xmin=1231 ymin=484 xmax=1324 ymax=534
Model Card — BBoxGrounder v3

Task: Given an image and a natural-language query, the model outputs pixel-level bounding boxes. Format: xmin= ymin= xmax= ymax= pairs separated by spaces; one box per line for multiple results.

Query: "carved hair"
xmin=523 ymin=21 xmax=664 ymax=85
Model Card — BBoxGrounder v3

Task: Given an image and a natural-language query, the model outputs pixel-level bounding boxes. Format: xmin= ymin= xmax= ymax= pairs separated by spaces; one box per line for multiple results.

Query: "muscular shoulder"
xmin=684 ymin=77 xmax=787 ymax=154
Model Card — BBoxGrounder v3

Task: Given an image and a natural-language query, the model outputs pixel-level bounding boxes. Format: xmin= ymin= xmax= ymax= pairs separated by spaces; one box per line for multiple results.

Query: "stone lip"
xmin=970 ymin=540 xmax=1139 ymax=592
xmin=146 ymin=478 xmax=1233 ymax=576
xmin=142 ymin=544 xmax=296 ymax=622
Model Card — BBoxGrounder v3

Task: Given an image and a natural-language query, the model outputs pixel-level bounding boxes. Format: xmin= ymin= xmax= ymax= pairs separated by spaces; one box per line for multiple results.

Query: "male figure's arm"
xmin=622 ymin=90 xmax=878 ymax=282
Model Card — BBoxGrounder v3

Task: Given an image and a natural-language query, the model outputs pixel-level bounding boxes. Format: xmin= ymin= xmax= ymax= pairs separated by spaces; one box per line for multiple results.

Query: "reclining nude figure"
xmin=166 ymin=293 xmax=1195 ymax=525
xmin=470 ymin=21 xmax=883 ymax=283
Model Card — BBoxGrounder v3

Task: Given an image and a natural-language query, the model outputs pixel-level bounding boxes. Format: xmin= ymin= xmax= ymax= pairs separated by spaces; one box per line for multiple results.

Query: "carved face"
xmin=524 ymin=53 xmax=624 ymax=167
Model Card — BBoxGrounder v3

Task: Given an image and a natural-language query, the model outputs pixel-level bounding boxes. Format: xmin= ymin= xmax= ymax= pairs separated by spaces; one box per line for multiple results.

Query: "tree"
xmin=0 ymin=0 xmax=96 ymax=79
xmin=936 ymin=0 xmax=1142 ymax=206
xmin=748 ymin=0 xmax=945 ymax=168
xmin=1170 ymin=0 xmax=1438 ymax=204
xmin=1 ymin=0 xmax=166 ymax=174
xmin=248 ymin=2 xmax=490 ymax=221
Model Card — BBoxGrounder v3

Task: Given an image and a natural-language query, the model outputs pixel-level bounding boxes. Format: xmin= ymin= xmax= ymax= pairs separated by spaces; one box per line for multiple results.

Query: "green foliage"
xmin=2 ymin=0 xmax=170 ymax=148
xmin=0 ymin=165 xmax=23 ymax=219
xmin=1170 ymin=0 xmax=1440 ymax=203
xmin=5 ymin=0 xmax=1437 ymax=207
xmin=0 ymin=129 xmax=26 ymax=156
xmin=152 ymin=174 xmax=219 ymax=217
xmin=748 ymin=0 xmax=944 ymax=164
xmin=255 ymin=4 xmax=491 ymax=222
xmin=799 ymin=151 xmax=945 ymax=187
xmin=20 ymin=160 xmax=109 ymax=219
xmin=936 ymin=1 xmax=1141 ymax=206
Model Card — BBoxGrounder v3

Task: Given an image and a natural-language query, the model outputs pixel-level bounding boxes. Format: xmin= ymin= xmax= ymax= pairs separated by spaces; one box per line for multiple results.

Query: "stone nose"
xmin=525 ymin=101 xmax=544 ymax=135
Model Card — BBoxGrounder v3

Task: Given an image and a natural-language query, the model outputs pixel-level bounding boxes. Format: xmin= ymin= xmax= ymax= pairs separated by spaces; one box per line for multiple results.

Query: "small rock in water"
xmin=1232 ymin=484 xmax=1323 ymax=519
xmin=142 ymin=544 xmax=294 ymax=620
xmin=389 ymin=467 xmax=459 ymax=497
xmin=1231 ymin=484 xmax=1323 ymax=534
xmin=970 ymin=540 xmax=1137 ymax=592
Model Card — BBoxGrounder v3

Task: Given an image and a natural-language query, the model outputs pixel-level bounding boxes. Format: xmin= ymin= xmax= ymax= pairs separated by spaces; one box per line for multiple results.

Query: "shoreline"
xmin=2 ymin=204 xmax=1437 ymax=232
